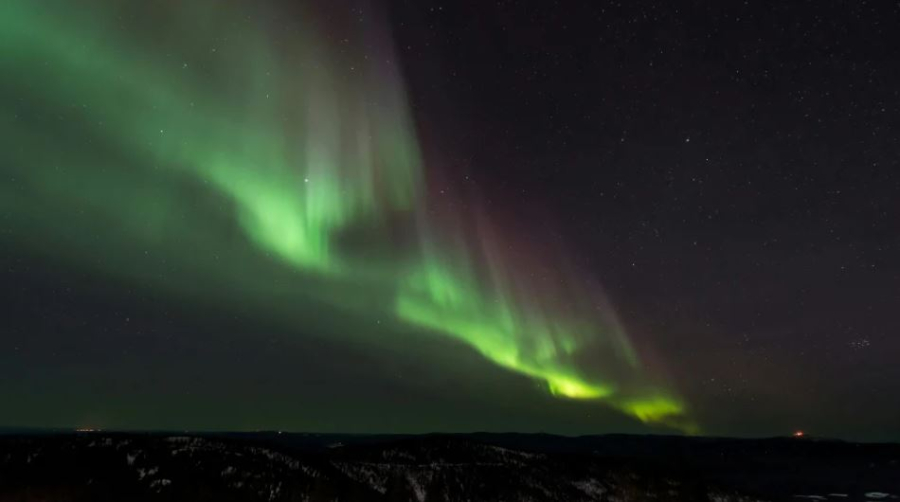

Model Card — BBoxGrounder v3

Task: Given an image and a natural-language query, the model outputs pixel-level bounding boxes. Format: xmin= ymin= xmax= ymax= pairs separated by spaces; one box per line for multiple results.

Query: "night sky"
xmin=2 ymin=0 xmax=898 ymax=441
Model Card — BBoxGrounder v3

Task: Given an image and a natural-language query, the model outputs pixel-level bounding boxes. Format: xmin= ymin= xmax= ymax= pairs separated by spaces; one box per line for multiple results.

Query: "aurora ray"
xmin=0 ymin=0 xmax=692 ymax=431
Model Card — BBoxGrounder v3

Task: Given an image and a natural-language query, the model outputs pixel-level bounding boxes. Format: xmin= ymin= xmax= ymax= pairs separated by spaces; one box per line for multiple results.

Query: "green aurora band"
xmin=0 ymin=0 xmax=693 ymax=431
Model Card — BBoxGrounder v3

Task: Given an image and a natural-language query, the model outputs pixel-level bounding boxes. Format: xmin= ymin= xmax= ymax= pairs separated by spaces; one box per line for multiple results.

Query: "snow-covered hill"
xmin=0 ymin=433 xmax=896 ymax=501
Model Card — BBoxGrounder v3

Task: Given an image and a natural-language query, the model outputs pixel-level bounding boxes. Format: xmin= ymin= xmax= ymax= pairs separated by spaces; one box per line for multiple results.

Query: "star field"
xmin=1 ymin=0 xmax=898 ymax=440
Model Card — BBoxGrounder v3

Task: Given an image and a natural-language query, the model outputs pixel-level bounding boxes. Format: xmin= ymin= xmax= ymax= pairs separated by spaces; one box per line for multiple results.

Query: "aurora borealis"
xmin=3 ymin=1 xmax=899 ymax=441
xmin=0 ymin=0 xmax=687 ymax=431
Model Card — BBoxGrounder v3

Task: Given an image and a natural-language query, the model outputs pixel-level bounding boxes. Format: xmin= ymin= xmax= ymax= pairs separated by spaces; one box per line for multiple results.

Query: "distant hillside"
xmin=0 ymin=432 xmax=897 ymax=501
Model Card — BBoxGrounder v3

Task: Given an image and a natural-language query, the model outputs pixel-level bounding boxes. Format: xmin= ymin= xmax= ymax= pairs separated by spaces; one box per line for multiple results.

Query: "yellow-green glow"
xmin=614 ymin=396 xmax=699 ymax=435
xmin=397 ymin=257 xmax=617 ymax=402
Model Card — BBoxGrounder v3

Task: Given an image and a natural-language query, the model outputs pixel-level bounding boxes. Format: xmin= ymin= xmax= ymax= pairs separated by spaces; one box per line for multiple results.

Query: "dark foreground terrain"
xmin=0 ymin=431 xmax=897 ymax=502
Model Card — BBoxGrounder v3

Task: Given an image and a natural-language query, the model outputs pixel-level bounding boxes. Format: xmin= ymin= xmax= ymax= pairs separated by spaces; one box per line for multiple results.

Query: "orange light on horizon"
xmin=793 ymin=430 xmax=805 ymax=437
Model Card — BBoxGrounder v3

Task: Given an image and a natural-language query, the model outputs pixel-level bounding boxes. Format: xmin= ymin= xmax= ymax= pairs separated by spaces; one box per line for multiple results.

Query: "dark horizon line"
xmin=0 ymin=426 xmax=889 ymax=444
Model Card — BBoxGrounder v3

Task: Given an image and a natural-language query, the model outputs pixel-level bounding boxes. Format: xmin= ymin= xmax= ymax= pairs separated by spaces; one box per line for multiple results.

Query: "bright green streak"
xmin=397 ymin=256 xmax=615 ymax=399
xmin=1 ymin=1 xmax=420 ymax=275
xmin=395 ymin=245 xmax=694 ymax=431
xmin=0 ymin=0 xmax=692 ymax=431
